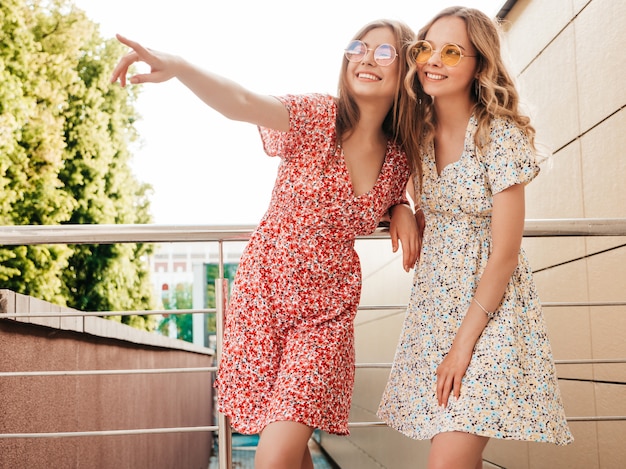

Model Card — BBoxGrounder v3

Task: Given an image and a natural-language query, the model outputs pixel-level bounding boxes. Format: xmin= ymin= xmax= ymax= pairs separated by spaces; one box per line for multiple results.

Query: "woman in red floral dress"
xmin=111 ymin=19 xmax=420 ymax=469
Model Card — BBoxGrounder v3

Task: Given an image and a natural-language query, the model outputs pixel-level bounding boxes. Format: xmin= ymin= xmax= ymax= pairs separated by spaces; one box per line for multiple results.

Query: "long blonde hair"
xmin=336 ymin=19 xmax=421 ymax=175
xmin=406 ymin=6 xmax=535 ymax=159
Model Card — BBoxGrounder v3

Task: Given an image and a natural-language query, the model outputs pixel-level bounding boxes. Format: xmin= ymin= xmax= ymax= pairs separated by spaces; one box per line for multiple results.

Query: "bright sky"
xmin=74 ymin=0 xmax=505 ymax=225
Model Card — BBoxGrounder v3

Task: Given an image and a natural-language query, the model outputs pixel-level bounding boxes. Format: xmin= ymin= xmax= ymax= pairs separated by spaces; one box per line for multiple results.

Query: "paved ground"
xmin=209 ymin=433 xmax=338 ymax=468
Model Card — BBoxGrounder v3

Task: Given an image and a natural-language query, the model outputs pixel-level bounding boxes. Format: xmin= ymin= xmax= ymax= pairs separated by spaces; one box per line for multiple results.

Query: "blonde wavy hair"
xmin=337 ymin=19 xmax=421 ymax=174
xmin=404 ymin=6 xmax=536 ymax=177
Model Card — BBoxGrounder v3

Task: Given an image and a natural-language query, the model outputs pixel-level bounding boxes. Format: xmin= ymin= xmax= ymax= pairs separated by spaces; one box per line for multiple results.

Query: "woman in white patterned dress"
xmin=378 ymin=7 xmax=573 ymax=468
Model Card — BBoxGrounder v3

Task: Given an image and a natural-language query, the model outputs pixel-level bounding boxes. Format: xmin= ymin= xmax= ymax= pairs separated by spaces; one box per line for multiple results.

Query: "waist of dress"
xmin=255 ymin=217 xmax=359 ymax=244
xmin=245 ymin=228 xmax=360 ymax=274
xmin=422 ymin=213 xmax=490 ymax=243
xmin=427 ymin=210 xmax=490 ymax=226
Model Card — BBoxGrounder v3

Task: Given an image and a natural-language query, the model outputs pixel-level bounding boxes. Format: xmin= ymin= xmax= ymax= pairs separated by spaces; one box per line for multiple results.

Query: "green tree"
xmin=0 ymin=0 xmax=76 ymax=303
xmin=0 ymin=0 xmax=156 ymax=327
xmin=158 ymin=283 xmax=193 ymax=342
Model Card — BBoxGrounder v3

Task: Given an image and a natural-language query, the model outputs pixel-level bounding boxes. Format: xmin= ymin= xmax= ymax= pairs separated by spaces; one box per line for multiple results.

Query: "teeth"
xmin=426 ymin=72 xmax=446 ymax=80
xmin=358 ymin=73 xmax=380 ymax=81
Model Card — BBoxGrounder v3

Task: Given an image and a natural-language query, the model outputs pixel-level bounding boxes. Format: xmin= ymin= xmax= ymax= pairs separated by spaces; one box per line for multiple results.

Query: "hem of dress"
xmin=219 ymin=406 xmax=350 ymax=436
xmin=377 ymin=414 xmax=573 ymax=446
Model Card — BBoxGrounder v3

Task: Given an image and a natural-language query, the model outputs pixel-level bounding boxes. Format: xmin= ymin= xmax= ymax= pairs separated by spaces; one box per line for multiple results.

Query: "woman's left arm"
xmin=435 ymin=183 xmax=526 ymax=407
xmin=389 ymin=203 xmax=419 ymax=272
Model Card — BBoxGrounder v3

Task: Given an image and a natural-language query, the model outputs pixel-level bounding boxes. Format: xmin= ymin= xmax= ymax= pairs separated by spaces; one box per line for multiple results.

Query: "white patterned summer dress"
xmin=378 ymin=115 xmax=573 ymax=445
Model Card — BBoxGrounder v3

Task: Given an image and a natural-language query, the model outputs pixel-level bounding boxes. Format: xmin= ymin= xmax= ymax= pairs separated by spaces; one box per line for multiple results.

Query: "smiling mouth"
xmin=425 ymin=72 xmax=446 ymax=80
xmin=357 ymin=72 xmax=381 ymax=81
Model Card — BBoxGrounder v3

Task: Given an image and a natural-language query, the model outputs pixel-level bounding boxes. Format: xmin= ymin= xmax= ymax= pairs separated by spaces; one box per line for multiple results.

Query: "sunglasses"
xmin=409 ymin=40 xmax=477 ymax=67
xmin=344 ymin=40 xmax=398 ymax=67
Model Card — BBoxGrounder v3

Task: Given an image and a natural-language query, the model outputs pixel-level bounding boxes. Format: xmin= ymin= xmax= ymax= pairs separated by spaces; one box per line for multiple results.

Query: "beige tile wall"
xmin=493 ymin=0 xmax=626 ymax=467
xmin=575 ymin=1 xmax=626 ymax=133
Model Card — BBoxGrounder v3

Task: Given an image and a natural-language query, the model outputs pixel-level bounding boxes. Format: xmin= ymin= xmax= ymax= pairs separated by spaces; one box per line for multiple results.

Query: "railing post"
xmin=215 ymin=241 xmax=232 ymax=469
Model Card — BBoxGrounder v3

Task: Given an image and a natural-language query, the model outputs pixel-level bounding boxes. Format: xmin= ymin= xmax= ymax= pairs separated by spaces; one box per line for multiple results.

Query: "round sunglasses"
xmin=410 ymin=40 xmax=476 ymax=67
xmin=344 ymin=40 xmax=398 ymax=67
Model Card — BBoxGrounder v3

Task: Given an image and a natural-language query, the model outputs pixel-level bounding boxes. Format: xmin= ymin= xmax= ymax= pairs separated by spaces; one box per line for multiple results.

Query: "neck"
xmin=344 ymin=98 xmax=391 ymax=144
xmin=433 ymin=94 xmax=474 ymax=128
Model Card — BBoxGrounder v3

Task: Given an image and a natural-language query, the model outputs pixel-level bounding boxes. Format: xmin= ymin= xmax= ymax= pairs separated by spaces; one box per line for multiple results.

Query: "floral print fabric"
xmin=378 ymin=115 xmax=573 ymax=445
xmin=216 ymin=93 xmax=410 ymax=435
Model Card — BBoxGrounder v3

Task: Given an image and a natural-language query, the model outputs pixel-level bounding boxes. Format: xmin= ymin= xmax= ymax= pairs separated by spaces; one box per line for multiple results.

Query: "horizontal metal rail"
xmin=0 ymin=218 xmax=625 ymax=246
xmin=3 ymin=301 xmax=626 ymax=319
xmin=0 ymin=367 xmax=216 ymax=378
xmin=523 ymin=218 xmax=626 ymax=237
xmin=566 ymin=416 xmax=626 ymax=422
xmin=3 ymin=357 xmax=625 ymax=379
xmin=4 ymin=414 xmax=624 ymax=440
xmin=0 ymin=426 xmax=218 ymax=439
xmin=0 ymin=224 xmax=258 ymax=245
xmin=1 ymin=308 xmax=216 ymax=319
xmin=0 ymin=423 xmax=389 ymax=440
xmin=542 ymin=301 xmax=626 ymax=307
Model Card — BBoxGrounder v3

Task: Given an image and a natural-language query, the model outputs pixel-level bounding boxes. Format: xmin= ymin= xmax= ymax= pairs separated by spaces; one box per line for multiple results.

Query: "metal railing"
xmin=1 ymin=218 xmax=625 ymax=469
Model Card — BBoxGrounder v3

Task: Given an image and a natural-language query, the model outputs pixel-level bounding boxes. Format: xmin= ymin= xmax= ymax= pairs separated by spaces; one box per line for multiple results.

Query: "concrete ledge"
xmin=0 ymin=289 xmax=212 ymax=356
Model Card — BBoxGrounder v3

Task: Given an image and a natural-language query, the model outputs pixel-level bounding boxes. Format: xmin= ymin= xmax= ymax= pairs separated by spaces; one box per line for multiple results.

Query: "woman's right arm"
xmin=110 ymin=34 xmax=289 ymax=131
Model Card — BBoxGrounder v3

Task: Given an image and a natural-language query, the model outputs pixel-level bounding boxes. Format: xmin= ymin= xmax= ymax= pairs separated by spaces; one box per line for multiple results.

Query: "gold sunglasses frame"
xmin=410 ymin=40 xmax=476 ymax=67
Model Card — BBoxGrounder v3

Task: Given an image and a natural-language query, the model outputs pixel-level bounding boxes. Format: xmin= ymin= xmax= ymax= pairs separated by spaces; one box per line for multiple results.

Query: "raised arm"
xmin=110 ymin=34 xmax=289 ymax=131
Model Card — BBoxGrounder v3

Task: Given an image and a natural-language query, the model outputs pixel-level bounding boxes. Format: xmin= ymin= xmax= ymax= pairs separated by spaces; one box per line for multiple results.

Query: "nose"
xmin=426 ymin=49 xmax=442 ymax=65
xmin=360 ymin=47 xmax=376 ymax=65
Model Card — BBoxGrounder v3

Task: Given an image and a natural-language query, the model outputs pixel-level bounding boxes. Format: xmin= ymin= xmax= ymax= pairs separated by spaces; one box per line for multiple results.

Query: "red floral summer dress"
xmin=215 ymin=93 xmax=410 ymax=435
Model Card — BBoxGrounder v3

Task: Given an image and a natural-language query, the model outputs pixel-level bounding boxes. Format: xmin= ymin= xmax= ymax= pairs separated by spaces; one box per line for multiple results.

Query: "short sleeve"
xmin=258 ymin=93 xmax=336 ymax=160
xmin=482 ymin=117 xmax=540 ymax=195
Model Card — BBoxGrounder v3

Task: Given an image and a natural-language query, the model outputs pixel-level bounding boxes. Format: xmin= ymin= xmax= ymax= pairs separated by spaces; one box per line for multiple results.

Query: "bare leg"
xmin=255 ymin=421 xmax=314 ymax=469
xmin=427 ymin=431 xmax=489 ymax=469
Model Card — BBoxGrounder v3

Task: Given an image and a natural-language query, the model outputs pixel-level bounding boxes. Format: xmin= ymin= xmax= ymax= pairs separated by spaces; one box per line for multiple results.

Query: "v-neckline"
xmin=432 ymin=114 xmax=476 ymax=178
xmin=340 ymin=141 xmax=390 ymax=198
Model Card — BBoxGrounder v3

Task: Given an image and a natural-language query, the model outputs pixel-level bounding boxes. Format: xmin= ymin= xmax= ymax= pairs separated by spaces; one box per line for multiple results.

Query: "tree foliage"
xmin=0 ymin=0 xmax=156 ymax=327
xmin=158 ymin=282 xmax=194 ymax=342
